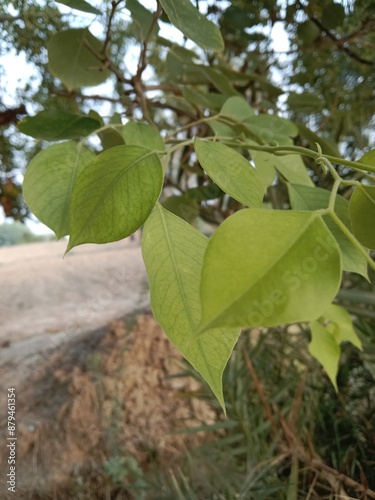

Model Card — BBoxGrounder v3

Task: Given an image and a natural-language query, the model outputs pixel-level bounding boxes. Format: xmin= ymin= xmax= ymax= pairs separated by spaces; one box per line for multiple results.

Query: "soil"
xmin=0 ymin=239 xmax=216 ymax=499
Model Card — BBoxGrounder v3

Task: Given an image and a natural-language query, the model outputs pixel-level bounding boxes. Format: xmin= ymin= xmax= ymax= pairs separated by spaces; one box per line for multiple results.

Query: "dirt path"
xmin=0 ymin=237 xmax=149 ymax=386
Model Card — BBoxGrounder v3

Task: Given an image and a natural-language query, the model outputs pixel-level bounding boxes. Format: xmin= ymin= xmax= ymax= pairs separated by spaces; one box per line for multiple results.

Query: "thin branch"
xmin=51 ymin=89 xmax=125 ymax=104
xmin=302 ymin=7 xmax=375 ymax=65
xmin=135 ymin=0 xmax=163 ymax=79
xmin=102 ymin=0 xmax=124 ymax=56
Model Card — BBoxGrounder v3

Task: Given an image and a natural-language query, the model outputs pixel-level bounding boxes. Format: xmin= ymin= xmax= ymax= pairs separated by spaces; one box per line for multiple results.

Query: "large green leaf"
xmin=48 ymin=28 xmax=110 ymax=91
xmin=67 ymin=146 xmax=163 ymax=250
xmin=309 ymin=320 xmax=340 ymax=390
xmin=288 ymin=183 xmax=369 ymax=278
xmin=159 ymin=0 xmax=224 ymax=51
xmin=123 ymin=121 xmax=165 ymax=151
xmin=56 ymin=0 xmax=101 ymax=14
xmin=194 ymin=139 xmax=264 ymax=208
xmin=199 ymin=209 xmax=342 ymax=331
xmin=142 ymin=204 xmax=240 ymax=409
xmin=18 ymin=110 xmax=101 ymax=140
xmin=349 ymin=185 xmax=375 ymax=249
xmin=23 ymin=141 xmax=96 ymax=239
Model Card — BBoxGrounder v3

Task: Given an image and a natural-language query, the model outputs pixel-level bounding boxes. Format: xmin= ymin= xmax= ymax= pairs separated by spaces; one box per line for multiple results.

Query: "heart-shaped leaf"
xmin=48 ymin=28 xmax=110 ymax=90
xmin=194 ymin=139 xmax=264 ymax=208
xmin=159 ymin=0 xmax=224 ymax=51
xmin=142 ymin=204 xmax=240 ymax=410
xmin=67 ymin=145 xmax=163 ymax=250
xmin=199 ymin=209 xmax=342 ymax=331
xmin=23 ymin=141 xmax=96 ymax=239
xmin=18 ymin=109 xmax=101 ymax=140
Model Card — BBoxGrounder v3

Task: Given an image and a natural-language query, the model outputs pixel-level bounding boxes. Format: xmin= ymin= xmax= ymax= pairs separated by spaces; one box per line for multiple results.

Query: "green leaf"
xmin=288 ymin=183 xmax=369 ymax=278
xmin=162 ymin=195 xmax=200 ymax=223
xmin=246 ymin=114 xmax=299 ymax=143
xmin=185 ymin=183 xmax=224 ymax=201
xmin=194 ymin=139 xmax=264 ymax=208
xmin=18 ymin=109 xmax=101 ymax=140
xmin=183 ymin=87 xmax=226 ymax=111
xmin=322 ymin=304 xmax=362 ymax=350
xmin=23 ymin=141 xmax=96 ymax=239
xmin=67 ymin=145 xmax=163 ymax=250
xmin=297 ymin=20 xmax=320 ymax=44
xmin=199 ymin=209 xmax=341 ymax=331
xmin=287 ymin=92 xmax=324 ymax=113
xmin=322 ymin=2 xmax=345 ymax=30
xmin=297 ymin=124 xmax=341 ymax=158
xmin=56 ymin=0 xmax=101 ymax=14
xmin=99 ymin=127 xmax=125 ymax=150
xmin=249 ymin=148 xmax=276 ymax=190
xmin=349 ymin=185 xmax=375 ymax=249
xmin=199 ymin=67 xmax=240 ymax=96
xmin=48 ymin=28 xmax=110 ymax=91
xmin=273 ymin=154 xmax=313 ymax=186
xmin=123 ymin=122 xmax=165 ymax=151
xmin=220 ymin=96 xmax=255 ymax=122
xmin=142 ymin=204 xmax=240 ymax=409
xmin=357 ymin=149 xmax=375 ymax=168
xmin=159 ymin=0 xmax=224 ymax=51
xmin=309 ymin=320 xmax=340 ymax=391
xmin=126 ymin=0 xmax=159 ymax=40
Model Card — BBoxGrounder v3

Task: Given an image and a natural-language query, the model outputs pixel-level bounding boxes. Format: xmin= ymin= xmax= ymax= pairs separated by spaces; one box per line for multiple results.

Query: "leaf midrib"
xmin=71 ymin=148 xmax=157 ymax=246
xmin=202 ymin=212 xmax=320 ymax=328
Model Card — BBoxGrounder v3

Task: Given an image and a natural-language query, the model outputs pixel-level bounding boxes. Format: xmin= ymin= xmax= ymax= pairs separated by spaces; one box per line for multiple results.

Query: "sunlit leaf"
xmin=159 ymin=0 xmax=224 ymax=51
xmin=142 ymin=204 xmax=240 ymax=409
xmin=23 ymin=141 xmax=96 ymax=239
xmin=349 ymin=185 xmax=375 ymax=249
xmin=199 ymin=209 xmax=341 ymax=331
xmin=67 ymin=145 xmax=163 ymax=250
xmin=48 ymin=28 xmax=110 ymax=91
xmin=309 ymin=320 xmax=340 ymax=390
xmin=194 ymin=139 xmax=264 ymax=208
xmin=18 ymin=109 xmax=101 ymax=140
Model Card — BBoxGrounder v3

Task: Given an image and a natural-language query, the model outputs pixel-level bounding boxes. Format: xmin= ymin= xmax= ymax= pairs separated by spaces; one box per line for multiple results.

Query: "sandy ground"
xmin=0 ymin=237 xmax=149 ymax=384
